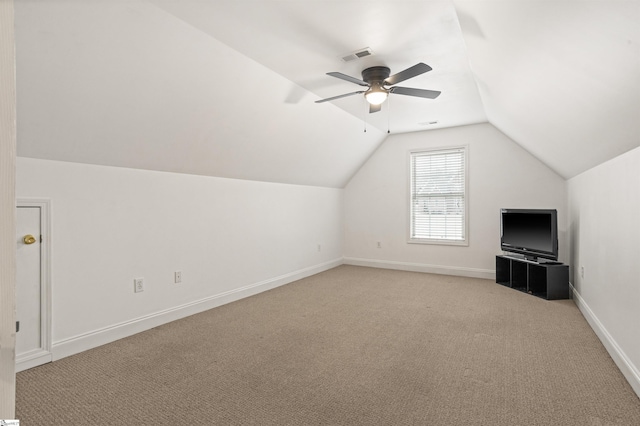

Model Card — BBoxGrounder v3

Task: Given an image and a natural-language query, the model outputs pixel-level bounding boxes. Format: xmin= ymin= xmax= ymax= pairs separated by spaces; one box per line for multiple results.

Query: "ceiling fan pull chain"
xmin=387 ymin=95 xmax=391 ymax=134
xmin=363 ymin=98 xmax=367 ymax=133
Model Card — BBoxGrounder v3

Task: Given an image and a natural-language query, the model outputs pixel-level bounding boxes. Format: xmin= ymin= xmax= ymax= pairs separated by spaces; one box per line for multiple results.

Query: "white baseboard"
xmin=570 ymin=283 xmax=640 ymax=398
xmin=343 ymin=257 xmax=495 ymax=280
xmin=52 ymin=258 xmax=343 ymax=361
xmin=16 ymin=349 xmax=53 ymax=373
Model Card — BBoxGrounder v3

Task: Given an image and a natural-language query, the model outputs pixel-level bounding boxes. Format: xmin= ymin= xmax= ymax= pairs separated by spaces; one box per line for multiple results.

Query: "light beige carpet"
xmin=16 ymin=265 xmax=640 ymax=425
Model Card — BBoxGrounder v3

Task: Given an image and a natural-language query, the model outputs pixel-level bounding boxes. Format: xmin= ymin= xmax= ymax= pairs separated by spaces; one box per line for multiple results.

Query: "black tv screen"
xmin=500 ymin=209 xmax=558 ymax=261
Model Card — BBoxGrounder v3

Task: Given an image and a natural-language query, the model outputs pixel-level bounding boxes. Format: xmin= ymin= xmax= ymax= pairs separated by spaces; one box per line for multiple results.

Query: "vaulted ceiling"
xmin=14 ymin=1 xmax=640 ymax=188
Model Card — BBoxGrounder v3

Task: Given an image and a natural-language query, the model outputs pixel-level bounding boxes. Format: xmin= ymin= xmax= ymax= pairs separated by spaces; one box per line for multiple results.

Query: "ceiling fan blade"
xmin=390 ymin=86 xmax=441 ymax=99
xmin=384 ymin=63 xmax=432 ymax=86
xmin=327 ymin=72 xmax=369 ymax=87
xmin=315 ymin=91 xmax=365 ymax=103
xmin=369 ymin=103 xmax=382 ymax=114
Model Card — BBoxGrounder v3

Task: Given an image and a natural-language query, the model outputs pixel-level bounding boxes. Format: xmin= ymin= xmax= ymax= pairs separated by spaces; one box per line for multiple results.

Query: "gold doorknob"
xmin=23 ymin=234 xmax=37 ymax=245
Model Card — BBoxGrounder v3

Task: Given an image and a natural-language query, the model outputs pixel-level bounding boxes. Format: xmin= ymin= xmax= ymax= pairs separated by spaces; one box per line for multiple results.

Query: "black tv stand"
xmin=496 ymin=255 xmax=569 ymax=300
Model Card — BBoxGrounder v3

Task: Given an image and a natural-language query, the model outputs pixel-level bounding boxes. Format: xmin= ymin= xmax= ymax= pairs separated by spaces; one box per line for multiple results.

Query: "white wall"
xmin=0 ymin=0 xmax=16 ymax=417
xmin=344 ymin=123 xmax=567 ymax=277
xmin=16 ymin=158 xmax=343 ymax=359
xmin=568 ymin=146 xmax=640 ymax=396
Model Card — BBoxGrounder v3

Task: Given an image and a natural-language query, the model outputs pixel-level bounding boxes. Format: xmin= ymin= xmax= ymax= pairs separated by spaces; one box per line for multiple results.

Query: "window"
xmin=409 ymin=147 xmax=467 ymax=244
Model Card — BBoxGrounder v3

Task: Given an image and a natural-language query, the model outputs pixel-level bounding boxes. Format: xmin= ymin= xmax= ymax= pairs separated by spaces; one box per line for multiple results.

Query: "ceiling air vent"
xmin=341 ymin=47 xmax=373 ymax=62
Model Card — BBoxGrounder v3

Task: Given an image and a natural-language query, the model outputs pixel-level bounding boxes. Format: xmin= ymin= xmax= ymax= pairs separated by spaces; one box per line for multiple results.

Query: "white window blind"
xmin=410 ymin=148 xmax=466 ymax=242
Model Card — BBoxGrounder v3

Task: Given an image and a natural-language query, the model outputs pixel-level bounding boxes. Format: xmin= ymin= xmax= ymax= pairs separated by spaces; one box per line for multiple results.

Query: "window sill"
xmin=408 ymin=238 xmax=468 ymax=247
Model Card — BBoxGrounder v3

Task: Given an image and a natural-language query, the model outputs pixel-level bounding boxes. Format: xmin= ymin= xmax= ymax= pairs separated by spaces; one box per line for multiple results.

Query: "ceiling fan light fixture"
xmin=365 ymin=83 xmax=388 ymax=105
xmin=317 ymin=63 xmax=439 ymax=111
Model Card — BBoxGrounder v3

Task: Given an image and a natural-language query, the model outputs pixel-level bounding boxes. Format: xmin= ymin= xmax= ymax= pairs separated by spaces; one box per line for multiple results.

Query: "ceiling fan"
xmin=315 ymin=62 xmax=441 ymax=113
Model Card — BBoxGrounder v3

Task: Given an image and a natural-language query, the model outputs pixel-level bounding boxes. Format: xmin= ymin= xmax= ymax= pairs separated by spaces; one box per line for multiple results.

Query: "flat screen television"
xmin=500 ymin=209 xmax=558 ymax=261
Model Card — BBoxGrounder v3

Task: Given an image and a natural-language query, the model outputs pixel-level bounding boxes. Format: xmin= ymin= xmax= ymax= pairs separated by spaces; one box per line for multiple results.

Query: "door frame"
xmin=16 ymin=198 xmax=52 ymax=371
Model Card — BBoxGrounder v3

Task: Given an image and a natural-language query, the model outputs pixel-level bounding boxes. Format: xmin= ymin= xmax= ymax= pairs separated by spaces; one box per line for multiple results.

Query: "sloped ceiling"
xmin=454 ymin=0 xmax=640 ymax=179
xmin=14 ymin=1 xmax=640 ymax=187
xmin=14 ymin=0 xmax=388 ymax=188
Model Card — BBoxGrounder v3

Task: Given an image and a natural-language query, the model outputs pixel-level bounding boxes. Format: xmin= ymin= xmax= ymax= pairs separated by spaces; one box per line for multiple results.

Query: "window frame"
xmin=407 ymin=146 xmax=469 ymax=246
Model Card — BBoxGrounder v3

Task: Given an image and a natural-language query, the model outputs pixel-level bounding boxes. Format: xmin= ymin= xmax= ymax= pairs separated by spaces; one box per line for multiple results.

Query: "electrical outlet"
xmin=174 ymin=270 xmax=182 ymax=284
xmin=134 ymin=278 xmax=144 ymax=293
xmin=377 ymin=241 xmax=382 ymax=248
xmin=317 ymin=244 xmax=321 ymax=252
xmin=580 ymin=266 xmax=585 ymax=279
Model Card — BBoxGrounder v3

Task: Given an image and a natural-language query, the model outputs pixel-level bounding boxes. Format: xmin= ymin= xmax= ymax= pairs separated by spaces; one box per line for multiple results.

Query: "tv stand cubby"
xmin=496 ymin=255 xmax=569 ymax=300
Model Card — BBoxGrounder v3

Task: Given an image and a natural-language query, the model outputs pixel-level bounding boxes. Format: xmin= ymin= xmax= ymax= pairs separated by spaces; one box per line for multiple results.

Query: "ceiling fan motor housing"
xmin=361 ymin=66 xmax=391 ymax=85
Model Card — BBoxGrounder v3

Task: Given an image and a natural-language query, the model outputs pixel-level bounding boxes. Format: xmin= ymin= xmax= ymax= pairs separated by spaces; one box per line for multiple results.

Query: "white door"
xmin=16 ymin=204 xmax=51 ymax=370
